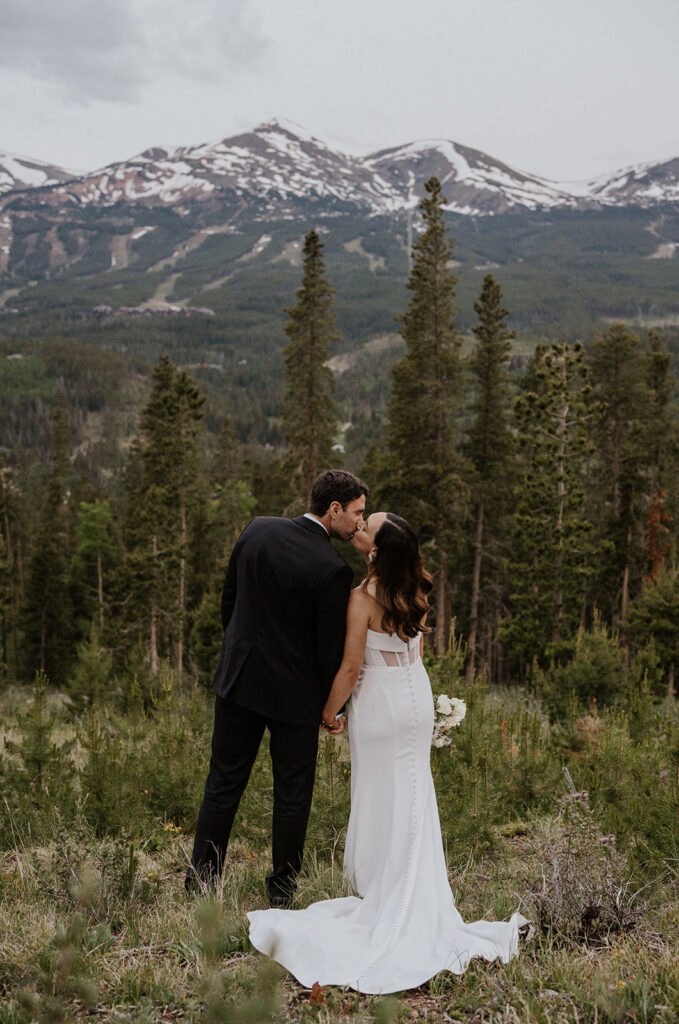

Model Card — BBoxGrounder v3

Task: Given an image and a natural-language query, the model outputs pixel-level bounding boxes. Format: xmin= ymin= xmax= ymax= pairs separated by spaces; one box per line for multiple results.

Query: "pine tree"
xmin=5 ymin=670 xmax=73 ymax=799
xmin=170 ymin=367 xmax=206 ymax=678
xmin=624 ymin=563 xmax=679 ymax=696
xmin=642 ymin=331 xmax=678 ymax=581
xmin=645 ymin=330 xmax=676 ymax=486
xmin=378 ymin=177 xmax=464 ymax=651
xmin=282 ymin=229 xmax=339 ymax=507
xmin=503 ymin=343 xmax=596 ymax=668
xmin=0 ymin=459 xmax=24 ymax=682
xmin=21 ymin=408 xmax=75 ymax=685
xmin=590 ymin=323 xmax=653 ymax=620
xmin=189 ymin=417 xmax=255 ymax=679
xmin=73 ymin=500 xmax=116 ymax=629
xmin=0 ymin=532 xmax=10 ymax=685
xmin=465 ymin=274 xmax=515 ymax=682
xmin=211 ymin=417 xmax=255 ymax=562
xmin=119 ymin=357 xmax=205 ymax=676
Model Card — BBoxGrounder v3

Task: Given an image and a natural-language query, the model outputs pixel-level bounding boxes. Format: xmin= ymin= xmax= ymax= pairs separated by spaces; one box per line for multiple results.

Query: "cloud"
xmin=0 ymin=0 xmax=268 ymax=104
xmin=147 ymin=0 xmax=268 ymax=82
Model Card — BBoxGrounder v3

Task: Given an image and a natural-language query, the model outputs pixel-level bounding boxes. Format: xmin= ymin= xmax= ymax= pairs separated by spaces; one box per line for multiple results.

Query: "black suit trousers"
xmin=188 ymin=695 xmax=320 ymax=899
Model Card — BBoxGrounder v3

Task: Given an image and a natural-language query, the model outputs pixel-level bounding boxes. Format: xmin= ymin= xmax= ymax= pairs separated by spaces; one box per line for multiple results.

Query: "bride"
xmin=248 ymin=512 xmax=526 ymax=994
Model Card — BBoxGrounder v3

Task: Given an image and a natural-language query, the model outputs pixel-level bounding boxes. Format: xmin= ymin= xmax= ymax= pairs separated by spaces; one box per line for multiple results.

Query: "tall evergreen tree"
xmin=624 ymin=563 xmax=679 ymax=696
xmin=73 ymin=499 xmax=117 ymax=630
xmin=120 ymin=357 xmax=205 ymax=676
xmin=189 ymin=417 xmax=255 ymax=680
xmin=645 ymin=330 xmax=676 ymax=489
xmin=590 ymin=323 xmax=653 ymax=620
xmin=170 ymin=367 xmax=206 ymax=678
xmin=210 ymin=417 xmax=255 ymax=565
xmin=465 ymin=274 xmax=515 ymax=682
xmin=642 ymin=331 xmax=678 ymax=581
xmin=377 ymin=177 xmax=464 ymax=651
xmin=0 ymin=459 xmax=24 ymax=682
xmin=282 ymin=229 xmax=339 ymax=507
xmin=503 ymin=343 xmax=596 ymax=669
xmin=21 ymin=408 xmax=75 ymax=684
xmin=0 ymin=532 xmax=10 ymax=685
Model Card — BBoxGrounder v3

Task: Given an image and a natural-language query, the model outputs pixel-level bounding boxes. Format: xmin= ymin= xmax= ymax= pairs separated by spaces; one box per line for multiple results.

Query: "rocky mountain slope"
xmin=0 ymin=151 xmax=76 ymax=194
xmin=2 ymin=119 xmax=678 ymax=216
xmin=0 ymin=121 xmax=677 ymax=338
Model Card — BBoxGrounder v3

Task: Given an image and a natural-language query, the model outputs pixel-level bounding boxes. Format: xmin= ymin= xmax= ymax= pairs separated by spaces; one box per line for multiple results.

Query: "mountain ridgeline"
xmin=0 ymin=119 xmax=677 ymax=338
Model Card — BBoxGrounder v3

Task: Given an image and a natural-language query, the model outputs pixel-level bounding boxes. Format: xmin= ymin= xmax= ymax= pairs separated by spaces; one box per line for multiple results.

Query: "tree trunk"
xmin=553 ymin=377 xmax=567 ymax=643
xmin=97 ymin=551 xmax=104 ymax=629
xmin=40 ymin=606 xmax=46 ymax=673
xmin=2 ymin=507 xmax=18 ymax=680
xmin=620 ymin=523 xmax=633 ymax=621
xmin=8 ymin=580 xmax=17 ymax=681
xmin=486 ymin=621 xmax=493 ymax=685
xmin=466 ymin=502 xmax=484 ymax=684
xmin=434 ymin=559 xmax=450 ymax=656
xmin=177 ymin=501 xmax=186 ymax=681
xmin=612 ymin=420 xmax=621 ymax=519
xmin=150 ymin=534 xmax=158 ymax=673
xmin=667 ymin=661 xmax=675 ymax=699
xmin=16 ymin=535 xmax=23 ymax=590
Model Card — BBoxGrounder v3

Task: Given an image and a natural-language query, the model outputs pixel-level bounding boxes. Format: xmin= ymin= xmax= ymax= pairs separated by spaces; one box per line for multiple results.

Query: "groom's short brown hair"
xmin=309 ymin=470 xmax=368 ymax=516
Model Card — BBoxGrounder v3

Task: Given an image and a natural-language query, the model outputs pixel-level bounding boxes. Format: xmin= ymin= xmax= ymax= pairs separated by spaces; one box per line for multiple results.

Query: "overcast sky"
xmin=1 ymin=0 xmax=677 ymax=182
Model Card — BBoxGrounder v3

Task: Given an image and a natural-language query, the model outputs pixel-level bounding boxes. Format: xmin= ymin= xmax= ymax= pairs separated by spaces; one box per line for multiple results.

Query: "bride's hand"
xmin=329 ymin=715 xmax=346 ymax=735
xmin=321 ymin=713 xmax=346 ymax=735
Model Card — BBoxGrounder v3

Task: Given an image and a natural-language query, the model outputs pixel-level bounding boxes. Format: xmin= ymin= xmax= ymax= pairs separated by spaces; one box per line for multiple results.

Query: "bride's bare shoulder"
xmin=350 ymin=581 xmax=384 ymax=628
xmin=349 ymin=585 xmax=373 ymax=608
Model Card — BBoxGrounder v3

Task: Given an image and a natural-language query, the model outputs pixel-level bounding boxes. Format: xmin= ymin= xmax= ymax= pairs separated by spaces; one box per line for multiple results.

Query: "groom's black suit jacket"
xmin=211 ymin=515 xmax=353 ymax=726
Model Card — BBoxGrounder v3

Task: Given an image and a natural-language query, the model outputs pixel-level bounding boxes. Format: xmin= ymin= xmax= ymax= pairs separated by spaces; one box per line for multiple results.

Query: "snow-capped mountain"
xmin=0 ymin=151 xmax=77 ymax=194
xmin=586 ymin=157 xmax=679 ymax=206
xmin=3 ymin=120 xmax=677 ymax=216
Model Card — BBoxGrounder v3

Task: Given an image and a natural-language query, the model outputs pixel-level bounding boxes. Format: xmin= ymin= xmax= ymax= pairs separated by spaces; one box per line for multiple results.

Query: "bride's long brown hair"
xmin=363 ymin=513 xmax=432 ymax=639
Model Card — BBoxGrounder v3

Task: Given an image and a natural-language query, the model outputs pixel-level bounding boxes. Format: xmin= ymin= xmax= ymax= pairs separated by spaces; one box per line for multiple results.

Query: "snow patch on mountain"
xmin=0 ymin=151 xmax=76 ymax=194
xmin=1 ymin=122 xmax=678 ymax=215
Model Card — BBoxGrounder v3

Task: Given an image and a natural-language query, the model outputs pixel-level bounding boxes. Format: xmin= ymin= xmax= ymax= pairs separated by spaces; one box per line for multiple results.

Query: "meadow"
xmin=2 ymin=638 xmax=679 ymax=1024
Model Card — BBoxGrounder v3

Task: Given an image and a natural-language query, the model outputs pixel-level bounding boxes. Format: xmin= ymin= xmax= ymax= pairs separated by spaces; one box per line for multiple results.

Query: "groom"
xmin=186 ymin=469 xmax=368 ymax=905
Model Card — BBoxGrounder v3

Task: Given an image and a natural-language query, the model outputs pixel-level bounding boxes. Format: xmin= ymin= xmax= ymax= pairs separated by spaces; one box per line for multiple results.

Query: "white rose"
xmin=449 ymin=698 xmax=466 ymax=725
xmin=436 ymin=694 xmax=453 ymax=716
xmin=432 ymin=734 xmax=452 ymax=748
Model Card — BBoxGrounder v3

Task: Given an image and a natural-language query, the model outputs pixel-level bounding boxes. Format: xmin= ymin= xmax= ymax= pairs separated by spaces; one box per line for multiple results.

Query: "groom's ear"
xmin=328 ymin=500 xmax=342 ymax=520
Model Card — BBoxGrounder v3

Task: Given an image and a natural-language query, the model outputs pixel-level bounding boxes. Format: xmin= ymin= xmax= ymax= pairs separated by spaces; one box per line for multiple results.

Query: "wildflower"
xmin=309 ymin=982 xmax=326 ymax=1005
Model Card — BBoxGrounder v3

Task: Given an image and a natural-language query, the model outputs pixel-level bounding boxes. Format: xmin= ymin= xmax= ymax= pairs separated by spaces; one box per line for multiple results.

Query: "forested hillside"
xmin=3 ymin=178 xmax=679 ymax=1023
xmin=2 ymin=179 xmax=679 ymax=692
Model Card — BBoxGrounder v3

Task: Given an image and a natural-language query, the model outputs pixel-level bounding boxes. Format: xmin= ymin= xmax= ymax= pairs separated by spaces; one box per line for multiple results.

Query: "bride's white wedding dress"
xmin=247 ymin=628 xmax=526 ymax=994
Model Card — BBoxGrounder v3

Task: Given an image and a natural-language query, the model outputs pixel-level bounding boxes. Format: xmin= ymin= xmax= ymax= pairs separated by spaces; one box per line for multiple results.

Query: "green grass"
xmin=2 ymin=666 xmax=679 ymax=1022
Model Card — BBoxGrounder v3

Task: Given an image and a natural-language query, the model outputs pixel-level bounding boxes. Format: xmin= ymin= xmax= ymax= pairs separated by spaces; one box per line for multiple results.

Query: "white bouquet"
xmin=432 ymin=694 xmax=466 ymax=747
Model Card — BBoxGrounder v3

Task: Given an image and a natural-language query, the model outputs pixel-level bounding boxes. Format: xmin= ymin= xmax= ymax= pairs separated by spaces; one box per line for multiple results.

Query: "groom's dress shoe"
xmin=269 ymin=893 xmax=294 ymax=909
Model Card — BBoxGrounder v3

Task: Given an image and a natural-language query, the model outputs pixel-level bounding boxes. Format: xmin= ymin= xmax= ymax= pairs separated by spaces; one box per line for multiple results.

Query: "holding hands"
xmin=321 ymin=713 xmax=346 ymax=735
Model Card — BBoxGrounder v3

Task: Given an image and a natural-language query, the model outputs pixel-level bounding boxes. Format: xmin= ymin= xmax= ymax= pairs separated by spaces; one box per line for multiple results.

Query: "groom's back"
xmin=211 ymin=516 xmax=352 ymax=725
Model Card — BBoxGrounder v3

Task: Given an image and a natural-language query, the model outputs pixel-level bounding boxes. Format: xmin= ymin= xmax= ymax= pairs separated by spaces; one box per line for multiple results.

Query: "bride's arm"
xmin=321 ymin=590 xmax=370 ymax=728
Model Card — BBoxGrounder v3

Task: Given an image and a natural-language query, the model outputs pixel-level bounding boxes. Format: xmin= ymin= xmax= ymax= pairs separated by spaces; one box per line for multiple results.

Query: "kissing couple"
xmin=186 ymin=469 xmax=526 ymax=994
